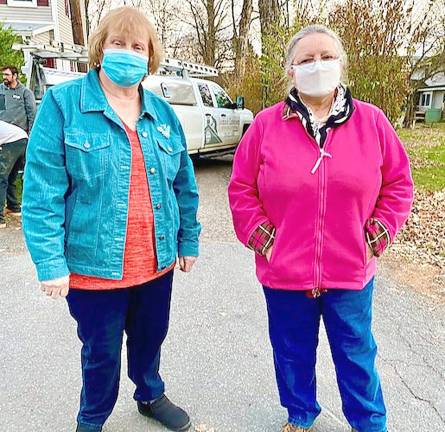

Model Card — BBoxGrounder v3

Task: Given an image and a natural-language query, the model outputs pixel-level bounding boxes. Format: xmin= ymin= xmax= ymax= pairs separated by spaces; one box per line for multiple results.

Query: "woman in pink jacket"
xmin=228 ymin=25 xmax=413 ymax=432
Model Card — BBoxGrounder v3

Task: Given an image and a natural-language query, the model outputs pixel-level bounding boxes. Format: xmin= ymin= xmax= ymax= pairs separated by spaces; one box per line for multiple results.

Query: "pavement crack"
xmin=393 ymin=324 xmax=445 ymax=381
xmin=384 ymin=359 xmax=445 ymax=425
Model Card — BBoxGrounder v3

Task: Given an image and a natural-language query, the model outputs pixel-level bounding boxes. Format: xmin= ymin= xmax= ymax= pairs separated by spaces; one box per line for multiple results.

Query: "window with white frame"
xmin=420 ymin=92 xmax=432 ymax=108
xmin=7 ymin=0 xmax=37 ymax=7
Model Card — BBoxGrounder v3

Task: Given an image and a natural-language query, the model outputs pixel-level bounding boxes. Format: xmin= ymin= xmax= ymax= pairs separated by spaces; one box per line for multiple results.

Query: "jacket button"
xmin=168 ymin=146 xmax=173 ymax=152
xmin=83 ymin=142 xmax=90 ymax=149
xmin=156 ymin=203 xmax=161 ymax=209
xmin=159 ymin=235 xmax=165 ymax=240
xmin=141 ymin=131 xmax=148 ymax=138
xmin=150 ymin=167 xmax=156 ymax=174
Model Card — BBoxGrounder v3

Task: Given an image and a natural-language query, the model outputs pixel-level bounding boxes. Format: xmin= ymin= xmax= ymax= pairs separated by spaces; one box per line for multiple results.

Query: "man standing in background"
xmin=1 ymin=66 xmax=36 ymax=132
xmin=0 ymin=120 xmax=28 ymax=228
xmin=0 ymin=65 xmax=36 ymax=224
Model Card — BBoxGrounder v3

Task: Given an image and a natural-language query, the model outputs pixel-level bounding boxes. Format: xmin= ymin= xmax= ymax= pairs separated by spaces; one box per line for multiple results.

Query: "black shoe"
xmin=137 ymin=394 xmax=191 ymax=431
xmin=76 ymin=424 xmax=102 ymax=432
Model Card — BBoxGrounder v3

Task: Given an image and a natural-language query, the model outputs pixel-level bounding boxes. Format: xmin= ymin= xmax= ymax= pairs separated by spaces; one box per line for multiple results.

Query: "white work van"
xmin=143 ymin=74 xmax=253 ymax=156
xmin=21 ymin=46 xmax=253 ymax=157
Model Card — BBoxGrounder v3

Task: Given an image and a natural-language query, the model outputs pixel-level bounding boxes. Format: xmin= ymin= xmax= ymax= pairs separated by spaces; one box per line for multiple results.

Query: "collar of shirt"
xmin=80 ymin=69 xmax=158 ymax=122
xmin=282 ymin=84 xmax=355 ymax=148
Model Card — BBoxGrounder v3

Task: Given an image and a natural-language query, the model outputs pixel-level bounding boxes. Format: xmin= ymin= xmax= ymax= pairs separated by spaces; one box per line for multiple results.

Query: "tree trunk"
xmin=233 ymin=0 xmax=253 ymax=77
xmin=258 ymin=0 xmax=281 ymax=108
xmin=84 ymin=0 xmax=90 ymax=40
xmin=69 ymin=0 xmax=85 ymax=47
xmin=403 ymin=91 xmax=417 ymax=129
xmin=205 ymin=0 xmax=216 ymax=66
xmin=258 ymin=0 xmax=281 ymax=42
xmin=69 ymin=0 xmax=87 ymax=71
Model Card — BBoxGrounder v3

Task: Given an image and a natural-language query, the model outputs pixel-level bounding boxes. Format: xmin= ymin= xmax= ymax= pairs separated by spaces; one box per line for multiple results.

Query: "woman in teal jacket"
xmin=22 ymin=7 xmax=200 ymax=432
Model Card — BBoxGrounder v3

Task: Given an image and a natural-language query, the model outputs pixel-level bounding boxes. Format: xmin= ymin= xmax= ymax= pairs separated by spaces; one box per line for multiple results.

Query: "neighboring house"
xmin=0 ymin=0 xmax=87 ymax=71
xmin=416 ymin=72 xmax=445 ymax=117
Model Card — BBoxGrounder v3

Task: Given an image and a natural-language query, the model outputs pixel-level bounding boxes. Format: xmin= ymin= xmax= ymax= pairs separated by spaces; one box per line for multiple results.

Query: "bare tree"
xmin=182 ymin=0 xmax=232 ymax=67
xmin=404 ymin=1 xmax=445 ymax=126
xmin=231 ymin=0 xmax=253 ymax=76
xmin=87 ymin=0 xmax=112 ymax=35
xmin=258 ymin=0 xmax=281 ymax=43
xmin=330 ymin=0 xmax=445 ymax=125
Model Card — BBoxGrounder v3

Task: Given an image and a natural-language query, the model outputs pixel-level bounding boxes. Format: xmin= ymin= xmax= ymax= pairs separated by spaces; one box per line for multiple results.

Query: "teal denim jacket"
xmin=22 ymin=70 xmax=201 ymax=282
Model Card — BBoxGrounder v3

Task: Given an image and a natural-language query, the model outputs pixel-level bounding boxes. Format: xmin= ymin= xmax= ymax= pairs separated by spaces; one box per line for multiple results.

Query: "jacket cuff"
xmin=36 ymin=258 xmax=69 ymax=282
xmin=178 ymin=240 xmax=199 ymax=257
xmin=365 ymin=218 xmax=391 ymax=258
xmin=248 ymin=222 xmax=276 ymax=256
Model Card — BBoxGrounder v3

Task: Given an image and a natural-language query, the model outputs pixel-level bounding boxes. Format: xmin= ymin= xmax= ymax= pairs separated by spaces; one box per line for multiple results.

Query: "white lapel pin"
xmin=157 ymin=124 xmax=171 ymax=139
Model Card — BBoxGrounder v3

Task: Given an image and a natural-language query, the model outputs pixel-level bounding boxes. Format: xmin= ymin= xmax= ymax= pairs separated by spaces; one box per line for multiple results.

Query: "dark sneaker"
xmin=138 ymin=394 xmax=191 ymax=431
xmin=76 ymin=424 xmax=102 ymax=432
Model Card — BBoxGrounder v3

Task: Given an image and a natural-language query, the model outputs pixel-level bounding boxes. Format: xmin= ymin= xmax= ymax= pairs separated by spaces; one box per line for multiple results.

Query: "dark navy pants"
xmin=0 ymin=138 xmax=26 ymax=223
xmin=66 ymin=271 xmax=173 ymax=431
xmin=263 ymin=278 xmax=387 ymax=432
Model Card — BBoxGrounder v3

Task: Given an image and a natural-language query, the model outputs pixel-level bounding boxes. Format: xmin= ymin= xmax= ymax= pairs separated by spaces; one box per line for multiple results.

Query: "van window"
xmin=145 ymin=79 xmax=197 ymax=106
xmin=210 ymin=84 xmax=232 ymax=109
xmin=198 ymin=83 xmax=214 ymax=107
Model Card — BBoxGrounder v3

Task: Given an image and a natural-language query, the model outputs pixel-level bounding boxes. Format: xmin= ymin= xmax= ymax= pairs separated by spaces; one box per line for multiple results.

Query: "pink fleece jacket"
xmin=228 ymin=100 xmax=414 ymax=290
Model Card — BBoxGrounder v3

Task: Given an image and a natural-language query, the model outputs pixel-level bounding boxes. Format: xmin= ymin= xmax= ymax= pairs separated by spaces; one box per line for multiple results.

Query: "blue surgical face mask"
xmin=101 ymin=48 xmax=149 ymax=87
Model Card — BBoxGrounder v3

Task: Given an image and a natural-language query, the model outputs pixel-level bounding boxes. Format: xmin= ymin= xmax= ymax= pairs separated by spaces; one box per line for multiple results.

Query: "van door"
xmin=143 ymin=77 xmax=203 ymax=154
xmin=197 ymin=82 xmax=237 ymax=147
xmin=208 ymin=83 xmax=240 ymax=146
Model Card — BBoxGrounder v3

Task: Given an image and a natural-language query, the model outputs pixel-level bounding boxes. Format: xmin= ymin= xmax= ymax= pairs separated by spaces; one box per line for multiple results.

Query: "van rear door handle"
xmin=221 ymin=114 xmax=226 ymax=117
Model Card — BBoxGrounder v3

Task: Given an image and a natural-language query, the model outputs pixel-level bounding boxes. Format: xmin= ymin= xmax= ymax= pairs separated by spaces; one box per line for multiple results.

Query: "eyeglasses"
xmin=292 ymin=57 xmax=339 ymax=67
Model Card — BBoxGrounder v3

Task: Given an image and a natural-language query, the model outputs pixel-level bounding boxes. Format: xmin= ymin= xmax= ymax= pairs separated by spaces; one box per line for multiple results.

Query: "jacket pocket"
xmin=65 ymin=132 xmax=111 ymax=180
xmin=156 ymin=136 xmax=184 ymax=183
xmin=65 ymin=200 xmax=100 ymax=262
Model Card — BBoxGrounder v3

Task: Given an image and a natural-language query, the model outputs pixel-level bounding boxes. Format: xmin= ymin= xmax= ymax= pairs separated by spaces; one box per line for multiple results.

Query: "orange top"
xmin=70 ymin=125 xmax=175 ymax=289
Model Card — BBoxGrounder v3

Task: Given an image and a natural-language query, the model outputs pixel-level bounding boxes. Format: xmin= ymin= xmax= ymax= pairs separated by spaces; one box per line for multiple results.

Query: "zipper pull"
xmin=311 ymin=148 xmax=332 ymax=174
xmin=312 ymin=287 xmax=321 ymax=298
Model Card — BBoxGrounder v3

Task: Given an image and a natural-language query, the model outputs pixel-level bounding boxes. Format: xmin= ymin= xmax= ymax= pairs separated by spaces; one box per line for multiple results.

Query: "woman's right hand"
xmin=40 ymin=275 xmax=70 ymax=299
xmin=265 ymin=246 xmax=274 ymax=262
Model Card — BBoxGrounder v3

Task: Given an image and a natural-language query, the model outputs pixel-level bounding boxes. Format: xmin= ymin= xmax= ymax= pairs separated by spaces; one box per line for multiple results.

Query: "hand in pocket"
xmin=265 ymin=245 xmax=274 ymax=263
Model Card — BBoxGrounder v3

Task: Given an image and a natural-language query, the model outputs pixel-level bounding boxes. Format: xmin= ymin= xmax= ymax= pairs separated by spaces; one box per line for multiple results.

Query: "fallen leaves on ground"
xmin=392 ymin=190 xmax=445 ymax=279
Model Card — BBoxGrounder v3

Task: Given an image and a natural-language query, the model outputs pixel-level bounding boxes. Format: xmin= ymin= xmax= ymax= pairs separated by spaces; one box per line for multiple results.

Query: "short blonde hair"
xmin=88 ymin=6 xmax=163 ymax=74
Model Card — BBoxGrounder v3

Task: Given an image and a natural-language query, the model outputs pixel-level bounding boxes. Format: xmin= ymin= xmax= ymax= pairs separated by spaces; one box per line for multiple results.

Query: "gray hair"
xmin=285 ymin=24 xmax=348 ymax=82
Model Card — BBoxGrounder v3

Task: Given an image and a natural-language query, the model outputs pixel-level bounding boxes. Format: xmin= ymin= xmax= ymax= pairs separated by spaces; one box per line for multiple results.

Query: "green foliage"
xmin=0 ymin=23 xmax=24 ymax=76
xmin=222 ymin=50 xmax=263 ymax=114
xmin=401 ymin=123 xmax=445 ymax=192
xmin=346 ymin=55 xmax=409 ymax=124
xmin=260 ymin=23 xmax=298 ymax=108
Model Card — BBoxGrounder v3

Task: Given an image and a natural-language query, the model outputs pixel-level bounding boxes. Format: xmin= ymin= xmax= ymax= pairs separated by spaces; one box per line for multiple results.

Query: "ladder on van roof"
xmin=159 ymin=58 xmax=218 ymax=78
xmin=14 ymin=43 xmax=219 ymax=78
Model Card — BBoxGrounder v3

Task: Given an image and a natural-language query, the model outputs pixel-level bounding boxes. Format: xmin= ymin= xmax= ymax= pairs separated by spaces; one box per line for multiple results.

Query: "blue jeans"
xmin=263 ymin=278 xmax=387 ymax=432
xmin=66 ymin=271 xmax=174 ymax=431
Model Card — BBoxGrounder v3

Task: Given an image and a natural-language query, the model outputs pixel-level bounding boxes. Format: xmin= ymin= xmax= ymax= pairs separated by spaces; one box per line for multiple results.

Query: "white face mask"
xmin=292 ymin=59 xmax=341 ymax=97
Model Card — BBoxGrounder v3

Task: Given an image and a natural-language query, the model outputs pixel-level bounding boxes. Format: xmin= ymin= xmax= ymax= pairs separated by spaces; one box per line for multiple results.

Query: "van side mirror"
xmin=236 ymin=96 xmax=245 ymax=110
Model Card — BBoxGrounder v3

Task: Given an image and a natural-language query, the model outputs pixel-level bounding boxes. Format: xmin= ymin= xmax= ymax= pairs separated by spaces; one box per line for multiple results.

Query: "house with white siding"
xmin=417 ymin=72 xmax=445 ymax=116
xmin=0 ymin=0 xmax=87 ymax=71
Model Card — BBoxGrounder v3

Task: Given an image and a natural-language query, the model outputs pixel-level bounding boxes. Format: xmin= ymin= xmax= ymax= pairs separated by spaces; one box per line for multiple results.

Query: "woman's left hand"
xmin=178 ymin=256 xmax=197 ymax=272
